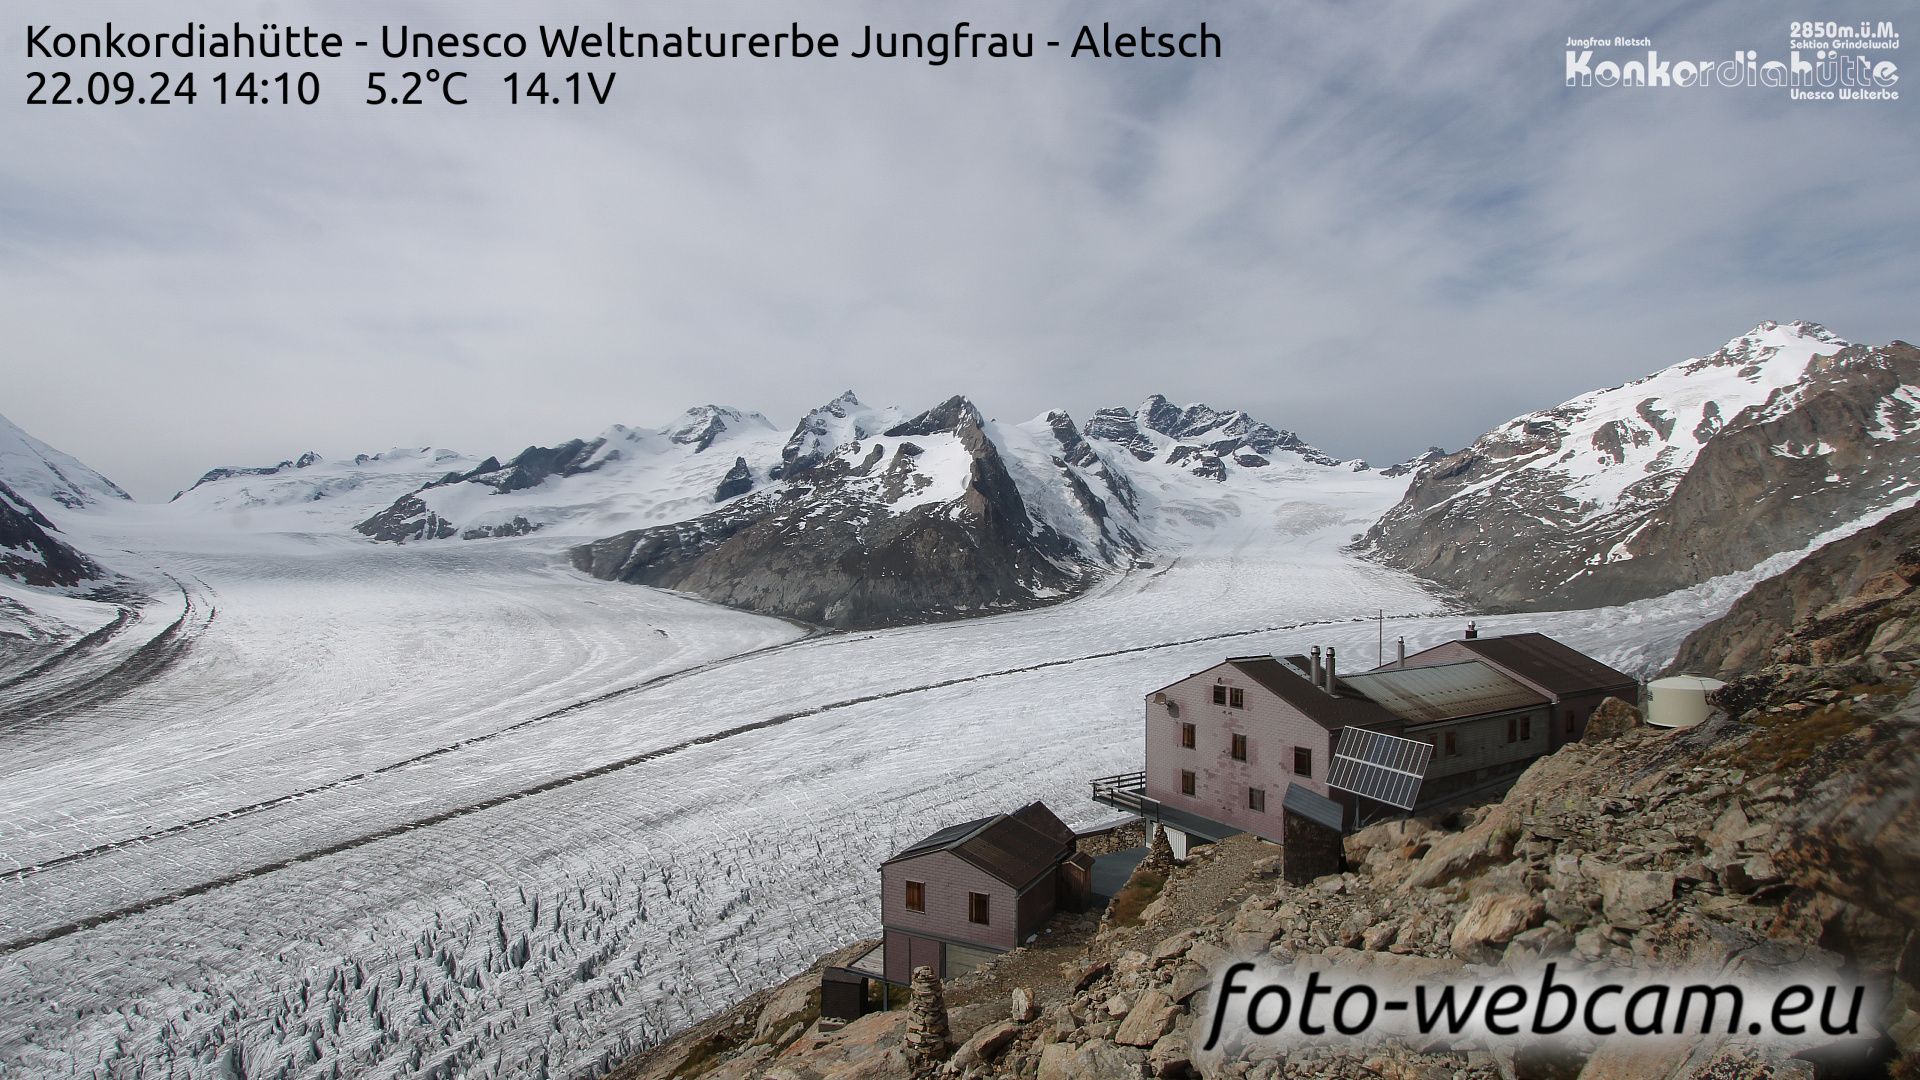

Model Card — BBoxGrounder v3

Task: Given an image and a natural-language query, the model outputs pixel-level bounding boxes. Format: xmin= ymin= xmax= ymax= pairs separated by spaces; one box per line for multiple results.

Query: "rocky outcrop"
xmin=714 ymin=457 xmax=755 ymax=502
xmin=0 ymin=480 xmax=101 ymax=587
xmin=355 ymin=494 xmax=457 ymax=542
xmin=1583 ymin=696 xmax=1643 ymax=741
xmin=1360 ymin=322 xmax=1920 ymax=611
xmin=1668 ymin=502 xmax=1920 ymax=677
xmin=174 ymin=450 xmax=323 ymax=499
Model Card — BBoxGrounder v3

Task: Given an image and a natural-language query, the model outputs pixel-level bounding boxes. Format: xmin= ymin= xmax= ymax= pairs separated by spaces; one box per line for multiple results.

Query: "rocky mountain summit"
xmin=1083 ymin=396 xmax=1343 ymax=479
xmin=1360 ymin=322 xmax=1920 ymax=611
xmin=619 ymin=503 xmax=1920 ymax=1079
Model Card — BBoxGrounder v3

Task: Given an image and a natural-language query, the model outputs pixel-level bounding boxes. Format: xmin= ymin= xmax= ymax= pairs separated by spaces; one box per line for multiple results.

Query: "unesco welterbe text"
xmin=26 ymin=20 xmax=1224 ymax=65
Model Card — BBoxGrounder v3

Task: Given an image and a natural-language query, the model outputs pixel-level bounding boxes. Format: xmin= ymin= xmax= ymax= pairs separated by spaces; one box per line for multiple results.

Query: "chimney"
xmin=1465 ymin=622 xmax=1478 ymax=640
xmin=1396 ymin=636 xmax=1406 ymax=667
xmin=1309 ymin=646 xmax=1322 ymax=686
xmin=1324 ymin=647 xmax=1337 ymax=692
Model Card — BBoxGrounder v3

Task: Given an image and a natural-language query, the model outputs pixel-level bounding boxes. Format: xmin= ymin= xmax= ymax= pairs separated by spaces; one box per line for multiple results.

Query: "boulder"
xmin=1114 ymin=990 xmax=1178 ymax=1047
xmin=1584 ymin=697 xmax=1643 ymax=742
xmin=1011 ymin=986 xmax=1038 ymax=1022
xmin=1720 ymin=855 xmax=1783 ymax=895
xmin=1151 ymin=929 xmax=1197 ymax=964
xmin=948 ymin=1020 xmax=1022 ymax=1070
xmin=1502 ymin=923 xmax=1576 ymax=965
xmin=1037 ymin=1038 xmax=1147 ymax=1080
xmin=1407 ymin=808 xmax=1521 ymax=889
xmin=1450 ymin=894 xmax=1546 ymax=960
xmin=1147 ymin=1032 xmax=1192 ymax=1077
xmin=1600 ymin=870 xmax=1675 ymax=928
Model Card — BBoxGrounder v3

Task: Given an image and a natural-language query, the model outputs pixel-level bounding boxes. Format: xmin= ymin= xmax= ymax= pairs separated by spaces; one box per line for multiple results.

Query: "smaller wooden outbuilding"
xmin=876 ymin=801 xmax=1080 ymax=984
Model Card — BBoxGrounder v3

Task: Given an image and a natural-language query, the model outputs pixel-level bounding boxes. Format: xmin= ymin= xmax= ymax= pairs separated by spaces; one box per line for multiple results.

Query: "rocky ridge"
xmin=619 ymin=510 xmax=1920 ymax=1078
xmin=0 ymin=479 xmax=102 ymax=588
xmin=354 ymin=406 xmax=776 ymax=542
xmin=1083 ymin=396 xmax=1344 ymax=479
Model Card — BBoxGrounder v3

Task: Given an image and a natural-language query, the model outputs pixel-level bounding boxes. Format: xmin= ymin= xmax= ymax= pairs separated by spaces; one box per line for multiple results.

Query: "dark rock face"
xmin=175 ymin=451 xmax=323 ymax=500
xmin=460 ymin=516 xmax=539 ymax=540
xmin=1360 ymin=330 xmax=1920 ymax=611
xmin=1381 ymin=447 xmax=1449 ymax=478
xmin=1668 ymin=502 xmax=1920 ymax=677
xmin=455 ymin=439 xmax=608 ymax=494
xmin=1082 ymin=408 xmax=1158 ymax=462
xmin=714 ymin=457 xmax=755 ymax=502
xmin=0 ymin=481 xmax=101 ymax=587
xmin=665 ymin=405 xmax=746 ymax=453
xmin=571 ymin=397 xmax=1092 ymax=630
xmin=357 ymin=495 xmax=457 ymax=542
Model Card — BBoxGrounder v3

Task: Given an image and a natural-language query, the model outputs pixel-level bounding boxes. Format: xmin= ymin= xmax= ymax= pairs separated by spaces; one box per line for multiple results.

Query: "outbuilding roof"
xmin=1339 ymin=660 xmax=1546 ymax=724
xmin=884 ymin=801 xmax=1075 ymax=891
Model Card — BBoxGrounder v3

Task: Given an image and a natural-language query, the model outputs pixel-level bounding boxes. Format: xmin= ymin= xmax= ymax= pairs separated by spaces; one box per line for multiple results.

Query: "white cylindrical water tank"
xmin=1647 ymin=675 xmax=1726 ymax=729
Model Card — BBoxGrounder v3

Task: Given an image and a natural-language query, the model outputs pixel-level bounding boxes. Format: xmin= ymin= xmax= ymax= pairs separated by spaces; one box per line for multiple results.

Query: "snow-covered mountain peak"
xmin=777 ymin=392 xmax=906 ymax=476
xmin=1363 ymin=322 xmax=1920 ymax=613
xmin=664 ymin=405 xmax=774 ymax=452
xmin=0 ymin=410 xmax=130 ymax=510
xmin=1478 ymin=319 xmax=1860 ymax=511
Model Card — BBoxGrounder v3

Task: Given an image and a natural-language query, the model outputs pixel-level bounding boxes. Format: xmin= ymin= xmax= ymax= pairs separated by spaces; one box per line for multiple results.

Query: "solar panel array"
xmin=1326 ymin=726 xmax=1433 ymax=810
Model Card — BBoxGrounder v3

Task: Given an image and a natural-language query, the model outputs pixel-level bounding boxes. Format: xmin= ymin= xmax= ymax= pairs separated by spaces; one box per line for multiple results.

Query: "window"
xmin=1180 ymin=769 xmax=1196 ymax=796
xmin=1293 ymin=748 xmax=1312 ymax=777
xmin=1444 ymin=731 xmax=1457 ymax=756
xmin=1231 ymin=733 xmax=1248 ymax=761
xmin=1180 ymin=722 xmax=1196 ymax=749
xmin=1565 ymin=710 xmax=1577 ymax=737
xmin=1507 ymin=716 xmax=1518 ymax=743
xmin=1520 ymin=716 xmax=1533 ymax=741
xmin=1212 ymin=685 xmax=1228 ymax=706
xmin=1248 ymin=787 xmax=1266 ymax=812
xmin=1229 ymin=687 xmax=1245 ymax=709
xmin=904 ymin=881 xmax=925 ymax=913
xmin=968 ymin=892 xmax=991 ymax=925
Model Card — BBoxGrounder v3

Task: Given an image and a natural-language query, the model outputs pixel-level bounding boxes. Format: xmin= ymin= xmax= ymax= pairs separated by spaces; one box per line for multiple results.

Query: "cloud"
xmin=3 ymin=0 xmax=1914 ymax=497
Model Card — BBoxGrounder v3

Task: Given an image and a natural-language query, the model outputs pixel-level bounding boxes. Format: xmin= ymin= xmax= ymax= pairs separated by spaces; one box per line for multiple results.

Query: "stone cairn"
xmin=903 ymin=965 xmax=952 ymax=1072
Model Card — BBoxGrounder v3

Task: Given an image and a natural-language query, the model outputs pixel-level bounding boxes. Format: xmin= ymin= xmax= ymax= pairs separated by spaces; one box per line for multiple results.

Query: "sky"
xmin=4 ymin=0 xmax=1916 ymax=499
